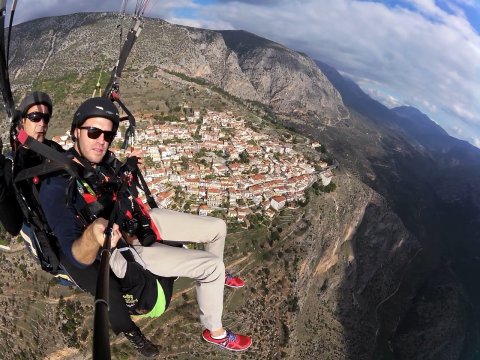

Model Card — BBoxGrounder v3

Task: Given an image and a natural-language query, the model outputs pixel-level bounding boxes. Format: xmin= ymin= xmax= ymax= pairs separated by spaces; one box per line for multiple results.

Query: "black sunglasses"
xmin=78 ymin=126 xmax=116 ymax=142
xmin=25 ymin=112 xmax=51 ymax=124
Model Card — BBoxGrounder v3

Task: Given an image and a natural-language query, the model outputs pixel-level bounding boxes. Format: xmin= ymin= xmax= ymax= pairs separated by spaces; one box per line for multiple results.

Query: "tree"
xmin=174 ymin=186 xmax=184 ymax=202
xmin=180 ymin=155 xmax=189 ymax=170
xmin=323 ymin=182 xmax=336 ymax=193
xmin=144 ymin=156 xmax=155 ymax=168
xmin=239 ymin=150 xmax=250 ymax=164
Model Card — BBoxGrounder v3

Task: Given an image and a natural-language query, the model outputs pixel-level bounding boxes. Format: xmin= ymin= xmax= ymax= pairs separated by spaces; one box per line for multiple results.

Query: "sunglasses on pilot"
xmin=78 ymin=126 xmax=116 ymax=142
xmin=25 ymin=112 xmax=51 ymax=124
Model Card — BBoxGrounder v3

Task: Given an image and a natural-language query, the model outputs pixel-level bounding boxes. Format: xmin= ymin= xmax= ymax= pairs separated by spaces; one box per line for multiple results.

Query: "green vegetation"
xmin=154 ymin=113 xmax=180 ymax=122
xmin=144 ymin=155 xmax=155 ymax=167
xmin=78 ymin=67 xmax=110 ymax=96
xmin=57 ymin=298 xmax=85 ymax=348
xmin=245 ymin=99 xmax=278 ymax=124
xmin=143 ymin=65 xmax=158 ymax=76
xmin=239 ymin=150 xmax=250 ymax=163
xmin=0 ymin=224 xmax=11 ymax=246
xmin=30 ymin=67 xmax=110 ymax=112
xmin=225 ymin=225 xmax=269 ymax=260
xmin=32 ymin=72 xmax=78 ymax=103
xmin=164 ymin=70 xmax=245 ymax=107
xmin=312 ymin=181 xmax=336 ymax=195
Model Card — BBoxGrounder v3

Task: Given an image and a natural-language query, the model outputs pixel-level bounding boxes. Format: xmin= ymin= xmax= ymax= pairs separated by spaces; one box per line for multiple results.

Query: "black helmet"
xmin=19 ymin=91 xmax=53 ymax=117
xmin=71 ymin=97 xmax=120 ymax=140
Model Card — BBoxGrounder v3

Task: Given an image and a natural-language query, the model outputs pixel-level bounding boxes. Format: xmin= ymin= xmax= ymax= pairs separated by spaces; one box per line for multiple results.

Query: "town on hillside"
xmin=52 ymin=108 xmax=336 ymax=227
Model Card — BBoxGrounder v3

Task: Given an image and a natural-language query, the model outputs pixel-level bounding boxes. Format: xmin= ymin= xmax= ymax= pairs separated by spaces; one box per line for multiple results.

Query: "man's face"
xmin=74 ymin=117 xmax=114 ymax=165
xmin=21 ymin=104 xmax=50 ymax=142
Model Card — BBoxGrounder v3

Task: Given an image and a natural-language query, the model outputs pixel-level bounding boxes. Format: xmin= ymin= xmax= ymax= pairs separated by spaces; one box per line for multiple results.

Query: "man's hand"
xmin=126 ymin=148 xmax=144 ymax=166
xmin=72 ymin=218 xmax=122 ymax=265
xmin=91 ymin=218 xmax=122 ymax=248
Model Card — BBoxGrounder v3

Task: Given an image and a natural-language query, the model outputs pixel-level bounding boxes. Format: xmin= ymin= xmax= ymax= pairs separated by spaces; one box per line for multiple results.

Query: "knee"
xmin=212 ymin=218 xmax=227 ymax=240
xmin=200 ymin=256 xmax=225 ymax=282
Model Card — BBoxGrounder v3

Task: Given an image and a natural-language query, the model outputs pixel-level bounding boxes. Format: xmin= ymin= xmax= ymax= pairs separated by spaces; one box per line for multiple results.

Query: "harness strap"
xmin=137 ymin=169 xmax=157 ymax=209
xmin=14 ymin=161 xmax=69 ymax=182
xmin=17 ymin=130 xmax=79 ymax=179
xmin=11 ymin=149 xmax=62 ymax=274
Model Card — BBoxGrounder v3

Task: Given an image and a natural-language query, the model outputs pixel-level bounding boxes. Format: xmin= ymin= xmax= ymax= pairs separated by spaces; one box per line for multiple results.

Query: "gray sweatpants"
xmin=132 ymin=208 xmax=226 ymax=331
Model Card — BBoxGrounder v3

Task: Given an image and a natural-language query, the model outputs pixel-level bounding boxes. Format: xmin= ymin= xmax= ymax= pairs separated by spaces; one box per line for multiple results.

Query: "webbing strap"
xmin=14 ymin=162 xmax=69 ymax=182
xmin=137 ymin=169 xmax=157 ymax=209
xmin=16 ymin=130 xmax=80 ymax=179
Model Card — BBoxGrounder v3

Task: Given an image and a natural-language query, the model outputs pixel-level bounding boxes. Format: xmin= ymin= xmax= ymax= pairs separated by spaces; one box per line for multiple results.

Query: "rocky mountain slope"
xmin=0 ymin=11 xmax=478 ymax=360
xmin=312 ymin=59 xmax=480 ymax=359
xmin=7 ymin=13 xmax=347 ymax=123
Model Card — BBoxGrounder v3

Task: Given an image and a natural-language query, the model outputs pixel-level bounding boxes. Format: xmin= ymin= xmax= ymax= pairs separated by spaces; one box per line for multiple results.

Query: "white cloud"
xmin=452 ymin=125 xmax=464 ymax=135
xmin=452 ymin=102 xmax=476 ymax=121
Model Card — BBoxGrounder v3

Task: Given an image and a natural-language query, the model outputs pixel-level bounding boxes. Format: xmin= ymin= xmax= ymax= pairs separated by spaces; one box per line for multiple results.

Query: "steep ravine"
xmin=284 ymin=171 xmax=426 ymax=359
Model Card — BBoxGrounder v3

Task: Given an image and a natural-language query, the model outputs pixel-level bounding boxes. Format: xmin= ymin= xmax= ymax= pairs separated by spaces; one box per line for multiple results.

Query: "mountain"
xmin=0 ymin=12 xmax=479 ymax=359
xmin=393 ymin=106 xmax=449 ymax=139
xmin=314 ymin=59 xmax=480 ymax=359
xmin=6 ymin=13 xmax=347 ymax=128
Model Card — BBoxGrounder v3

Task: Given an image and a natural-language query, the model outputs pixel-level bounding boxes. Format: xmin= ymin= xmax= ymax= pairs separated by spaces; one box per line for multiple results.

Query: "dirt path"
xmin=44 ymin=347 xmax=79 ymax=360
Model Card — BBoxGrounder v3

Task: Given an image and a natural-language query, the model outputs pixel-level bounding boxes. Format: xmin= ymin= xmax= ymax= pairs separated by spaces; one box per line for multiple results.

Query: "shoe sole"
xmin=202 ymin=335 xmax=252 ymax=352
xmin=225 ymin=283 xmax=245 ymax=288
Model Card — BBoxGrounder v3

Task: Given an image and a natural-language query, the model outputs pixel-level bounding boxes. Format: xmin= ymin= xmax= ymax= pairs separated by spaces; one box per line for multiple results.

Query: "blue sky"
xmin=8 ymin=0 xmax=480 ymax=147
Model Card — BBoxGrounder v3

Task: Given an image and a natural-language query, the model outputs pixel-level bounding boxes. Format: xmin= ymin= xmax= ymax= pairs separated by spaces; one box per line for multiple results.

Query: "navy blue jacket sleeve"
xmin=0 ymin=156 xmax=23 ymax=235
xmin=39 ymin=176 xmax=88 ymax=268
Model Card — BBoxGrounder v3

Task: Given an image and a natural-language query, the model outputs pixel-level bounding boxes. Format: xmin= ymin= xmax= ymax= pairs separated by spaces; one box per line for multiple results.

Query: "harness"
xmin=12 ymin=130 xmax=174 ymax=317
xmin=10 ymin=142 xmax=68 ymax=275
xmin=66 ymin=147 xmax=162 ymax=246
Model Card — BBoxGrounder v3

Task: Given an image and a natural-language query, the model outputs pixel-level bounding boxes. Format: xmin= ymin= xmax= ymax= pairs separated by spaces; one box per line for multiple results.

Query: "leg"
xmin=149 ymin=208 xmax=226 ymax=260
xmin=60 ymin=255 xmax=137 ymax=334
xmin=134 ymin=241 xmax=225 ymax=330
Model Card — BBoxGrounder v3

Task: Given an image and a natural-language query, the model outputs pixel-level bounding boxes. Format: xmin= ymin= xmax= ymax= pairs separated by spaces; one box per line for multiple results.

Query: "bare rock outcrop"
xmin=8 ymin=13 xmax=347 ymax=124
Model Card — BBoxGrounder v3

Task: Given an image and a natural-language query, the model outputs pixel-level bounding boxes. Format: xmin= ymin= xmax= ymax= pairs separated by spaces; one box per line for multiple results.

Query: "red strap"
xmin=17 ymin=129 xmax=28 ymax=144
xmin=134 ymin=197 xmax=162 ymax=241
xmin=83 ymin=193 xmax=97 ymax=204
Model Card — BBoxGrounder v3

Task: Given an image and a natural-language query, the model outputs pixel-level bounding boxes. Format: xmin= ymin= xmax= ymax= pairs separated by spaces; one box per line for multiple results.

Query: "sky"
xmin=7 ymin=0 xmax=480 ymax=147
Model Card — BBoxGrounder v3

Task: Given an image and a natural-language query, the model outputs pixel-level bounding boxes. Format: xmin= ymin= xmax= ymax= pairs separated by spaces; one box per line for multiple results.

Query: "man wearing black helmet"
xmin=39 ymin=97 xmax=160 ymax=358
xmin=39 ymin=97 xmax=252 ymax=356
xmin=0 ymin=91 xmax=62 ymax=238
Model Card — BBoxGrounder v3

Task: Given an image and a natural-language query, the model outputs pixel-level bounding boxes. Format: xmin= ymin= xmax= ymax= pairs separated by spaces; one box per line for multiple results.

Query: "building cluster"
xmin=52 ymin=109 xmax=333 ymax=224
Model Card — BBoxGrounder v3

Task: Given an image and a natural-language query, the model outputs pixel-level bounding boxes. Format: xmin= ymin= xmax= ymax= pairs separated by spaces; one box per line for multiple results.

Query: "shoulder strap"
xmin=17 ymin=130 xmax=80 ymax=179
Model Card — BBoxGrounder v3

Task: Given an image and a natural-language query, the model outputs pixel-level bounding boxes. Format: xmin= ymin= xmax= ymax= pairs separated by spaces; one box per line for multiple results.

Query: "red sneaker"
xmin=225 ymin=272 xmax=245 ymax=288
xmin=202 ymin=329 xmax=252 ymax=352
